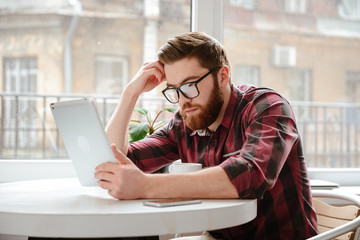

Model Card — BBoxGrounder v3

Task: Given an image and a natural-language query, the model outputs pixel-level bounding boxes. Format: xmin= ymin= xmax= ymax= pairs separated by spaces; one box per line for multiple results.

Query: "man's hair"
xmin=157 ymin=32 xmax=230 ymax=75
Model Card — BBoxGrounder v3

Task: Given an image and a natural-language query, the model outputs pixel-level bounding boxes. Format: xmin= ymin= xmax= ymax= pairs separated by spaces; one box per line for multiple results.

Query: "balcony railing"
xmin=0 ymin=92 xmax=359 ymax=168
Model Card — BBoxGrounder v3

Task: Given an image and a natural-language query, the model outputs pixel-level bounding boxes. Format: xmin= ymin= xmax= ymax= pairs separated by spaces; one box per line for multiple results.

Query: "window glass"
xmin=347 ymin=71 xmax=360 ymax=102
xmin=0 ymin=0 xmax=190 ymax=159
xmin=223 ymin=0 xmax=360 ymax=168
xmin=233 ymin=65 xmax=259 ymax=86
xmin=95 ymin=55 xmax=128 ymax=95
xmin=287 ymin=69 xmax=311 ymax=102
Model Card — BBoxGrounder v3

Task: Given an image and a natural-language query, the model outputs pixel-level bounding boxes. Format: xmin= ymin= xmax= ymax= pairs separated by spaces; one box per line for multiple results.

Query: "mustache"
xmin=181 ymin=103 xmax=200 ymax=111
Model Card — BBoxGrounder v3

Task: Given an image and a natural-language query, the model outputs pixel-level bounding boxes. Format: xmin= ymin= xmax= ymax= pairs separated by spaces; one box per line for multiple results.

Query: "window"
xmin=0 ymin=0 xmax=359 ymax=184
xmin=285 ymin=0 xmax=307 ymax=14
xmin=223 ymin=0 xmax=360 ymax=171
xmin=286 ymin=68 xmax=311 ymax=121
xmin=95 ymin=56 xmax=128 ymax=95
xmin=233 ymin=65 xmax=259 ymax=86
xmin=339 ymin=0 xmax=360 ymax=19
xmin=0 ymin=0 xmax=190 ymax=181
xmin=287 ymin=68 xmax=311 ymax=102
xmin=0 ymin=0 xmax=190 ymax=159
xmin=3 ymin=57 xmax=37 ymax=93
xmin=2 ymin=58 xmax=38 ymax=157
xmin=230 ymin=0 xmax=254 ymax=10
xmin=347 ymin=71 xmax=360 ymax=103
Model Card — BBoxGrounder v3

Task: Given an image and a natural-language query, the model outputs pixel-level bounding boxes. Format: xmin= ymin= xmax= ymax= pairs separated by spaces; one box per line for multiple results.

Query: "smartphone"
xmin=143 ymin=199 xmax=202 ymax=208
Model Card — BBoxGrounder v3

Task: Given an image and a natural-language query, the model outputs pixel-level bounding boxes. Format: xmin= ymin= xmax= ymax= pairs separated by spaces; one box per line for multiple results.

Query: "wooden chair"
xmin=308 ymin=190 xmax=360 ymax=240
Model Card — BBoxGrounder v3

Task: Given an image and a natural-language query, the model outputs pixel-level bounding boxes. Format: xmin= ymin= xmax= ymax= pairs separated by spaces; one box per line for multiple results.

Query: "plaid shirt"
xmin=128 ymin=84 xmax=318 ymax=240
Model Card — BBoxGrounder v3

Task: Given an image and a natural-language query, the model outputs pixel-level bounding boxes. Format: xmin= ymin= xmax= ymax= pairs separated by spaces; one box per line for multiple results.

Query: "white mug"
xmin=168 ymin=162 xmax=202 ymax=173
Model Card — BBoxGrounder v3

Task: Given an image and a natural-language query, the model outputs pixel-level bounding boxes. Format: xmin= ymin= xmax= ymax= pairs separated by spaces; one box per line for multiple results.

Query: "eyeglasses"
xmin=162 ymin=68 xmax=216 ymax=104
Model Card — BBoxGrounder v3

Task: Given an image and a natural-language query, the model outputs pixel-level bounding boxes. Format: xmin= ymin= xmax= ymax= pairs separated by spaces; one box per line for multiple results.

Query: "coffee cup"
xmin=168 ymin=162 xmax=202 ymax=173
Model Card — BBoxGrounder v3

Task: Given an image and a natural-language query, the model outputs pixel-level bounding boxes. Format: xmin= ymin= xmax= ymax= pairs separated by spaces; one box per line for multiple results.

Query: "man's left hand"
xmin=95 ymin=144 xmax=149 ymax=199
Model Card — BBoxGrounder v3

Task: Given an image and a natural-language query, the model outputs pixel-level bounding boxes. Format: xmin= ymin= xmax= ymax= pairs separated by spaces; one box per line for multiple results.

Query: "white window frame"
xmin=1 ymin=0 xmax=359 ymax=186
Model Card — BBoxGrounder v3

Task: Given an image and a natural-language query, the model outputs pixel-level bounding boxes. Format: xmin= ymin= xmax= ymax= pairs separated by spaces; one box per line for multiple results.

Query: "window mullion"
xmin=191 ymin=0 xmax=224 ymax=42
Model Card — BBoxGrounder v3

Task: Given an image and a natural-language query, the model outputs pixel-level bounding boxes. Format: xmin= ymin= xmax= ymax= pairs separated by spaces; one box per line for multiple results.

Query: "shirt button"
xmin=210 ymin=141 xmax=215 ymax=146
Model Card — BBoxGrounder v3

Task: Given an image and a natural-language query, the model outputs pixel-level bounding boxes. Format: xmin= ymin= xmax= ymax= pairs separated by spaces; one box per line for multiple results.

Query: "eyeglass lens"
xmin=164 ymin=83 xmax=199 ymax=103
xmin=179 ymin=83 xmax=199 ymax=98
xmin=165 ymin=89 xmax=179 ymax=103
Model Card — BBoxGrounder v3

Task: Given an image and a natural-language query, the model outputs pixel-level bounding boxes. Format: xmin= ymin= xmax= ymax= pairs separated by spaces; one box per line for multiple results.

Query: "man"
xmin=95 ymin=32 xmax=318 ymax=239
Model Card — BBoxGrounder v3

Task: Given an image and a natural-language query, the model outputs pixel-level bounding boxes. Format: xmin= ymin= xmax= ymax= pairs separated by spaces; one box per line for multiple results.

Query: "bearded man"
xmin=95 ymin=32 xmax=318 ymax=240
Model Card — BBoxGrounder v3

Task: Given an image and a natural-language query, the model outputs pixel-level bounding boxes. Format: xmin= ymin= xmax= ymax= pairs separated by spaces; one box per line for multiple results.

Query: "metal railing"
xmin=292 ymin=101 xmax=360 ymax=168
xmin=0 ymin=92 xmax=359 ymax=168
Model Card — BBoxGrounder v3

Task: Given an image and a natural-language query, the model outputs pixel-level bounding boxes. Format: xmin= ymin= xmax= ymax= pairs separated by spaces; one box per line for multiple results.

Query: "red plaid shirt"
xmin=128 ymin=84 xmax=318 ymax=239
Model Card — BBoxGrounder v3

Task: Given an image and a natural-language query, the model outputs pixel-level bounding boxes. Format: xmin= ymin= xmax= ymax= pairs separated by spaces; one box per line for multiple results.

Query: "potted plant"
xmin=129 ymin=107 xmax=176 ymax=142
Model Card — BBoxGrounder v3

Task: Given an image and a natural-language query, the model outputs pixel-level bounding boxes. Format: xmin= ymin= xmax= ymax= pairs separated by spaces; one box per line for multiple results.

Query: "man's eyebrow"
xmin=166 ymin=75 xmax=201 ymax=87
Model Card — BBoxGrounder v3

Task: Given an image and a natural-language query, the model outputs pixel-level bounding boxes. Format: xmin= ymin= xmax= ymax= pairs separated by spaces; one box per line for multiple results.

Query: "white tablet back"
xmin=50 ymin=98 xmax=116 ymax=186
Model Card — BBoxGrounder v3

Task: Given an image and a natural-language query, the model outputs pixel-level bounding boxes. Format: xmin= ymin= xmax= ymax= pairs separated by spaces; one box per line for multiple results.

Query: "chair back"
xmin=313 ymin=198 xmax=360 ymax=240
xmin=308 ymin=190 xmax=360 ymax=240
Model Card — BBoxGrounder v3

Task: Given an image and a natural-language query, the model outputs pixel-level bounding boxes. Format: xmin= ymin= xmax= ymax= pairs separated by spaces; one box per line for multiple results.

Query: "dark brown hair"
xmin=157 ymin=32 xmax=230 ymax=74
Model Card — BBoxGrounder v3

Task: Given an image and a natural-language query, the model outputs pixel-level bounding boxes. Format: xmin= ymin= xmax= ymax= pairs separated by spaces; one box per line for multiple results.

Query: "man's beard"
xmin=180 ymin=77 xmax=224 ymax=131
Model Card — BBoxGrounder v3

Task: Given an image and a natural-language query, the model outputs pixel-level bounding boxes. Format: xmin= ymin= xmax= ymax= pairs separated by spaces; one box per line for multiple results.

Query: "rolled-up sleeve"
xmin=127 ymin=117 xmax=180 ymax=173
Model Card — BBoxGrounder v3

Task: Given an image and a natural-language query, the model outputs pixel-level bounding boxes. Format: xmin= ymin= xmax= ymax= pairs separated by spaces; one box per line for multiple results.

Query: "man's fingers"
xmin=142 ymin=61 xmax=165 ymax=80
xmin=97 ymin=179 xmax=112 ymax=190
xmin=94 ymin=170 xmax=116 ymax=181
xmin=95 ymin=161 xmax=117 ymax=172
xmin=111 ymin=144 xmax=133 ymax=165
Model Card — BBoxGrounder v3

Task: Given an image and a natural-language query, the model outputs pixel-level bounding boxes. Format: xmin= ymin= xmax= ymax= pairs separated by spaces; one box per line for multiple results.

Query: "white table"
xmin=0 ymin=178 xmax=257 ymax=238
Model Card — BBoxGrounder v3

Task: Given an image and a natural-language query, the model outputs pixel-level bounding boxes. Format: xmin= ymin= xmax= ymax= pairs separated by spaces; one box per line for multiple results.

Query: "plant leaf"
xmin=164 ymin=107 xmax=177 ymax=113
xmin=133 ymin=108 xmax=148 ymax=116
xmin=153 ymin=120 xmax=166 ymax=131
xmin=129 ymin=122 xmax=149 ymax=142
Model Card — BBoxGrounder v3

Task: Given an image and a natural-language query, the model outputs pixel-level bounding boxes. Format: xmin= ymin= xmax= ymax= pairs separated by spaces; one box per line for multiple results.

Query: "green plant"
xmin=129 ymin=107 xmax=176 ymax=142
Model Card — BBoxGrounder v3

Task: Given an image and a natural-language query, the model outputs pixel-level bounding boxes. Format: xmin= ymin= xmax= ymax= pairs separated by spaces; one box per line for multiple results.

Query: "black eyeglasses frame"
xmin=162 ymin=68 xmax=217 ymax=104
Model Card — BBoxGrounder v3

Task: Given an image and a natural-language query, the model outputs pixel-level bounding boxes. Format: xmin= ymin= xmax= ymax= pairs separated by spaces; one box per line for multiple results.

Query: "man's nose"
xmin=178 ymin=91 xmax=191 ymax=106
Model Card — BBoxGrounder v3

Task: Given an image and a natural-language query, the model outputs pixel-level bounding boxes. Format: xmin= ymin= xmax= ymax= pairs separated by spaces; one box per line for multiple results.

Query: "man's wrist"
xmin=142 ymin=173 xmax=158 ymax=199
xmin=124 ymin=82 xmax=142 ymax=99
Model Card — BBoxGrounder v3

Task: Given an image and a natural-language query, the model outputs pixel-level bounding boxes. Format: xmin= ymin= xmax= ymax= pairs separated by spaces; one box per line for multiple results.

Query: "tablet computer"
xmin=50 ymin=98 xmax=117 ymax=186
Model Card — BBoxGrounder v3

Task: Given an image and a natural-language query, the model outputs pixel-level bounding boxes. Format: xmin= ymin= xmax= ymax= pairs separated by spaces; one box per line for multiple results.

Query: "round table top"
xmin=0 ymin=178 xmax=257 ymax=238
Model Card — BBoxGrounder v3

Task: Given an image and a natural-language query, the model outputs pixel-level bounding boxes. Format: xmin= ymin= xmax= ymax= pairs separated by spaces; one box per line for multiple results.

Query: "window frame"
xmin=0 ymin=0 xmax=359 ymax=185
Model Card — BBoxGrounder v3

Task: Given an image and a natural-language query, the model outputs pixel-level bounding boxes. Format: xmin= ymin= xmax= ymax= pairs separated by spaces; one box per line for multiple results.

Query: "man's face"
xmin=164 ymin=58 xmax=224 ymax=130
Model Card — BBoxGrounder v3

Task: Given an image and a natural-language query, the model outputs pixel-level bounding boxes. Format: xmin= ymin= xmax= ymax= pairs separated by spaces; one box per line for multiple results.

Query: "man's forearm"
xmin=105 ymin=61 xmax=165 ymax=155
xmin=144 ymin=166 xmax=239 ymax=199
xmin=105 ymin=87 xmax=140 ymax=154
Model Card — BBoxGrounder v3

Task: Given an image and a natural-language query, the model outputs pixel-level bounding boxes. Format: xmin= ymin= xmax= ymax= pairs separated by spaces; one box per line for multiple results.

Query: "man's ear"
xmin=218 ymin=65 xmax=230 ymax=88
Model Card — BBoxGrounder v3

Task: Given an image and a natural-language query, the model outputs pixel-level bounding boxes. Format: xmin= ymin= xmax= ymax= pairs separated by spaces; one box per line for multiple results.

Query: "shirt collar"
xmin=190 ymin=128 xmax=213 ymax=137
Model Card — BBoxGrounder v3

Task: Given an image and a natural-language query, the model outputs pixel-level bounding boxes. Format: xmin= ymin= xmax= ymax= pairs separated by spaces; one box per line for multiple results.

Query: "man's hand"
xmin=95 ymin=144 xmax=149 ymax=199
xmin=95 ymin=145 xmax=239 ymax=200
xmin=127 ymin=60 xmax=166 ymax=97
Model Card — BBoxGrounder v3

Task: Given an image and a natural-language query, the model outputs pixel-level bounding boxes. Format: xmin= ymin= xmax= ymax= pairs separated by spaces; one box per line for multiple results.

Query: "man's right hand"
xmin=127 ymin=60 xmax=166 ymax=97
